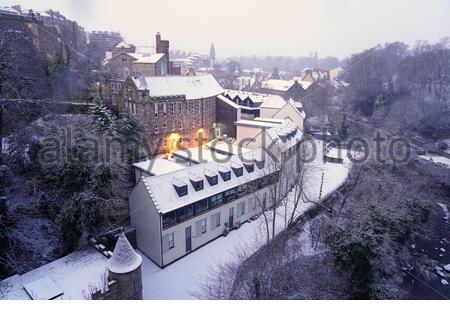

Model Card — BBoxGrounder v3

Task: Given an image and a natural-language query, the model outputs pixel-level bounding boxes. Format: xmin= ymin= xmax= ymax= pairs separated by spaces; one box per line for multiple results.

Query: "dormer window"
xmin=205 ymin=173 xmax=218 ymax=186
xmin=244 ymin=163 xmax=255 ymax=173
xmin=219 ymin=169 xmax=231 ymax=181
xmin=254 ymin=159 xmax=265 ymax=169
xmin=190 ymin=175 xmax=204 ymax=191
xmin=231 ymin=164 xmax=243 ymax=177
xmin=173 ymin=179 xmax=188 ymax=197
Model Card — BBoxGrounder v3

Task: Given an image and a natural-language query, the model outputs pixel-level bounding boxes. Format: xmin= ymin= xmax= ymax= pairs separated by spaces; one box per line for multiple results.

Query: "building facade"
xmin=129 ymin=119 xmax=303 ymax=267
xmin=108 ymin=74 xmax=224 ymax=154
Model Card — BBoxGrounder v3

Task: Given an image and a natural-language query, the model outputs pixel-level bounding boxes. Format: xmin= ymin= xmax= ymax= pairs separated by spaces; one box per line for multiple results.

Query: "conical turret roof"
xmin=107 ymin=233 xmax=142 ymax=274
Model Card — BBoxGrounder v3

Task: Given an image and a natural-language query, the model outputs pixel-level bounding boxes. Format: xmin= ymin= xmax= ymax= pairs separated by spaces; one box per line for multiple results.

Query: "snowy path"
xmin=139 ymin=141 xmax=351 ymax=299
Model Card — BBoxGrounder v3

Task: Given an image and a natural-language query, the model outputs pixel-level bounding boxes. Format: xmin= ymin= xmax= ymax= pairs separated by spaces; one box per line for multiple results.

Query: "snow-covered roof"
xmin=139 ymin=118 xmax=302 ymax=214
xmin=0 ymin=248 xmax=107 ymax=300
xmin=107 ymin=233 xmax=142 ymax=274
xmin=173 ymin=146 xmax=231 ymax=164
xmin=224 ymin=90 xmax=272 ymax=104
xmin=217 ymin=94 xmax=241 ymax=110
xmin=131 ymin=74 xmax=223 ymax=100
xmin=261 ymin=79 xmax=296 ymax=92
xmin=133 ymin=53 xmax=165 ymax=64
xmin=132 ymin=158 xmax=187 ymax=176
xmin=207 ymin=140 xmax=252 ymax=155
xmin=141 ymin=148 xmax=274 ymax=214
xmin=260 ymin=94 xmax=288 ymax=109
xmin=115 ymin=41 xmax=132 ymax=49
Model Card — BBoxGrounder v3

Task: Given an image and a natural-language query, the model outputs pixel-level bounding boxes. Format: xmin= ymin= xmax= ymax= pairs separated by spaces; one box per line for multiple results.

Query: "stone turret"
xmin=106 ymin=232 xmax=143 ymax=300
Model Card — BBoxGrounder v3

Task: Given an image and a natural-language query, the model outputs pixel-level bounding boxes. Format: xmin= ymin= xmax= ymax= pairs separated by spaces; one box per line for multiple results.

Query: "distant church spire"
xmin=209 ymin=42 xmax=216 ymax=60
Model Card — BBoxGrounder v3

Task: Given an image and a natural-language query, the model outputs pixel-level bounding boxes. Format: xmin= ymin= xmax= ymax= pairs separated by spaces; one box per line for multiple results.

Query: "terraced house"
xmin=129 ymin=118 xmax=303 ymax=267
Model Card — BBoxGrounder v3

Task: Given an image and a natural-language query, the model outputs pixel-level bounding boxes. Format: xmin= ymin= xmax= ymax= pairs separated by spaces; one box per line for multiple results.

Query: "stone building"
xmin=103 ymin=33 xmax=176 ymax=78
xmin=88 ymin=31 xmax=123 ymax=64
xmin=91 ymin=232 xmax=143 ymax=300
xmin=155 ymin=32 xmax=174 ymax=74
xmin=103 ymin=50 xmax=167 ymax=79
xmin=109 ymin=74 xmax=224 ymax=154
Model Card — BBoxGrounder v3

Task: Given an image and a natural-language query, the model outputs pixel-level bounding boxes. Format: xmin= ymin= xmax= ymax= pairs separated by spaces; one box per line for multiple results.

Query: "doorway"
xmin=185 ymin=226 xmax=192 ymax=253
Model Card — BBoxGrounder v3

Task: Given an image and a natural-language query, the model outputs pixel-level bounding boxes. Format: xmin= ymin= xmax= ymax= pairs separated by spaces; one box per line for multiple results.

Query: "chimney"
xmin=156 ymin=32 xmax=161 ymax=53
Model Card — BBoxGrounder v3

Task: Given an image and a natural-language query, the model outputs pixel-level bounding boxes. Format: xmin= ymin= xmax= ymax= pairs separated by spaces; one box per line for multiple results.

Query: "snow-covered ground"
xmin=419 ymin=155 xmax=450 ymax=168
xmin=0 ymin=140 xmax=350 ymax=300
xmin=139 ymin=140 xmax=350 ymax=299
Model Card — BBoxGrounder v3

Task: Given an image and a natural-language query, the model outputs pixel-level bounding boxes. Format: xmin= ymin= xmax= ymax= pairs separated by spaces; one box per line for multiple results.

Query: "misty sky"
xmin=2 ymin=0 xmax=449 ymax=59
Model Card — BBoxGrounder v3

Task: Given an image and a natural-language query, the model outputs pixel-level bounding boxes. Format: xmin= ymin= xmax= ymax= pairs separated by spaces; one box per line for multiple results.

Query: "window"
xmin=154 ymin=104 xmax=158 ymax=118
xmin=163 ymin=123 xmax=167 ymax=132
xmin=155 ymin=124 xmax=158 ymax=133
xmin=190 ymin=178 xmax=204 ymax=191
xmin=211 ymin=213 xmax=221 ymax=230
xmin=237 ymin=202 xmax=246 ymax=216
xmin=249 ymin=196 xmax=256 ymax=210
xmin=209 ymin=193 xmax=223 ymax=207
xmin=206 ymin=174 xmax=218 ymax=186
xmin=220 ymin=170 xmax=231 ymax=181
xmin=244 ymin=163 xmax=255 ymax=173
xmin=178 ymin=105 xmax=182 ymax=116
xmin=162 ymin=233 xmax=175 ymax=253
xmin=232 ymin=166 xmax=243 ymax=177
xmin=176 ymin=205 xmax=193 ymax=221
xmin=179 ymin=121 xmax=182 ymax=130
xmin=162 ymin=212 xmax=177 ymax=229
xmin=174 ymin=181 xmax=188 ymax=197
xmin=171 ymin=104 xmax=175 ymax=116
xmin=196 ymin=219 xmax=207 ymax=236
xmin=163 ymin=104 xmax=167 ymax=117
xmin=224 ymin=188 xmax=236 ymax=202
xmin=193 ymin=199 xmax=208 ymax=214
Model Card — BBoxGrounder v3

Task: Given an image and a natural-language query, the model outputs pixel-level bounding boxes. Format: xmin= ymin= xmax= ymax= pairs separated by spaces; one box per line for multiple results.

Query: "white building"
xmin=129 ymin=118 xmax=303 ymax=267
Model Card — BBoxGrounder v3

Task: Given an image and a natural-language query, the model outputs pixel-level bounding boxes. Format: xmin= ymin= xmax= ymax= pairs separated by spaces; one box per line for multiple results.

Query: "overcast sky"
xmin=2 ymin=0 xmax=449 ymax=59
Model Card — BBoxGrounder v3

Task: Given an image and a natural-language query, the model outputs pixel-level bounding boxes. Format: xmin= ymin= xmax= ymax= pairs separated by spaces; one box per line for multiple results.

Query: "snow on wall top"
xmin=132 ymin=74 xmax=223 ymax=100
xmin=107 ymin=233 xmax=142 ymax=274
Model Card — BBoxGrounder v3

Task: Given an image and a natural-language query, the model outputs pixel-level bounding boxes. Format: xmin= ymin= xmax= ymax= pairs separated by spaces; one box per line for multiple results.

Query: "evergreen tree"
xmin=88 ymin=95 xmax=117 ymax=134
